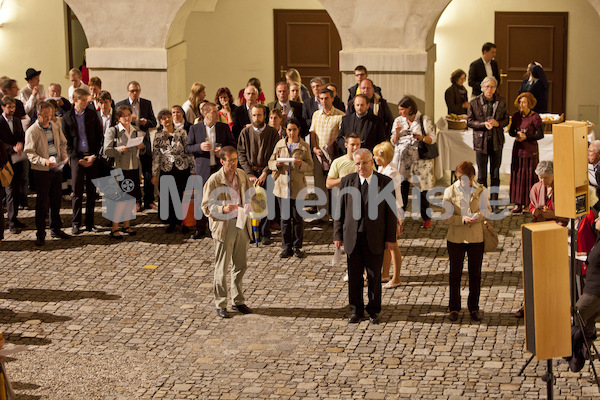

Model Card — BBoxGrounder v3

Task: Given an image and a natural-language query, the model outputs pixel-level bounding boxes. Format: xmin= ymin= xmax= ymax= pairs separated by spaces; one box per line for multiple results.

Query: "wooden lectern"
xmin=521 ymin=221 xmax=571 ymax=360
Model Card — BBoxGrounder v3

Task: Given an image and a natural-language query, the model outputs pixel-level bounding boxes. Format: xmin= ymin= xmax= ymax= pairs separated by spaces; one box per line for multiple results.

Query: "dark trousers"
xmin=34 ymin=169 xmax=63 ymax=238
xmin=196 ymin=165 xmax=219 ymax=233
xmin=121 ymin=168 xmax=142 ymax=205
xmin=71 ymin=157 xmax=98 ymax=228
xmin=447 ymin=241 xmax=485 ymax=312
xmin=400 ymin=180 xmax=430 ymax=221
xmin=347 ymin=233 xmax=383 ymax=316
xmin=576 ymin=293 xmax=600 ymax=339
xmin=278 ymin=197 xmax=303 ymax=250
xmin=253 ymin=169 xmax=271 ymax=239
xmin=141 ymin=156 xmax=154 ymax=207
xmin=476 ymin=149 xmax=502 ymax=188
xmin=159 ymin=168 xmax=190 ymax=226
xmin=5 ymin=161 xmax=24 ymax=227
xmin=0 ymin=186 xmax=5 ymax=239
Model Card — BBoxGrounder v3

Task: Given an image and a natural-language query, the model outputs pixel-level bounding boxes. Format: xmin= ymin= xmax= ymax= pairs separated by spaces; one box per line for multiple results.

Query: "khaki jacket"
xmin=267 ymin=138 xmax=313 ymax=199
xmin=24 ymin=121 xmax=68 ymax=171
xmin=443 ymin=180 xmax=490 ymax=244
xmin=201 ymin=167 xmax=253 ymax=242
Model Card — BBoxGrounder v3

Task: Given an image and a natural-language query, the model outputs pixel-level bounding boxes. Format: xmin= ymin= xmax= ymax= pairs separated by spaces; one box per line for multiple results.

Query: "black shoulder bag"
xmin=417 ymin=114 xmax=439 ymax=160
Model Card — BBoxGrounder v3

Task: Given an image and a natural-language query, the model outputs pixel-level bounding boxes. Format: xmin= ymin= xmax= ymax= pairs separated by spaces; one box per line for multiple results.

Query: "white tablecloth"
xmin=435 ymin=118 xmax=555 ymax=178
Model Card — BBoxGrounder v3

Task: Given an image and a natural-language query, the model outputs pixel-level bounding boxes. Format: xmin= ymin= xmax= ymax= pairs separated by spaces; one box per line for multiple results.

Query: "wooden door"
xmin=274 ymin=10 xmax=342 ymax=90
xmin=495 ymin=12 xmax=568 ymax=114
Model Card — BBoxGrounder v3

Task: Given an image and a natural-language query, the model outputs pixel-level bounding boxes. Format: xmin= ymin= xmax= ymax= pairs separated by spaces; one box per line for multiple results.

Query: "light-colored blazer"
xmin=268 ymin=138 xmax=313 ymax=199
xmin=103 ymin=124 xmax=146 ymax=171
xmin=201 ymin=167 xmax=253 ymax=243
xmin=24 ymin=121 xmax=68 ymax=171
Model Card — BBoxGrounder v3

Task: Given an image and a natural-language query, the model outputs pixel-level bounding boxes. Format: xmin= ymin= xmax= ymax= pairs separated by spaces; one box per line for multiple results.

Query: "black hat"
xmin=25 ymin=68 xmax=41 ymax=81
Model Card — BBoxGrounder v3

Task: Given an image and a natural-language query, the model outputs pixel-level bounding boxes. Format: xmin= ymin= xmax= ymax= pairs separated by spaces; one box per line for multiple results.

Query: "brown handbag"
xmin=0 ymin=162 xmax=14 ymax=187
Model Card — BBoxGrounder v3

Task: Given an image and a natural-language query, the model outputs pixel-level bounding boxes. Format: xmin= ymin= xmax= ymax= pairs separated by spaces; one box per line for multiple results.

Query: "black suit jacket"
xmin=346 ymin=96 xmax=394 ymax=135
xmin=333 ymin=96 xmax=345 ymax=113
xmin=468 ymin=58 xmax=500 ymax=96
xmin=0 ymin=116 xmax=25 ymax=163
xmin=232 ymin=104 xmax=270 ymax=141
xmin=232 ymin=105 xmax=251 ymax=141
xmin=267 ymin=100 xmax=307 ymax=137
xmin=333 ymin=171 xmax=396 ymax=255
xmin=97 ymin=110 xmax=118 ymax=130
xmin=336 ymin=111 xmax=387 ymax=154
xmin=302 ymin=97 xmax=321 ymax=129
xmin=62 ymin=108 xmax=104 ymax=159
xmin=347 ymin=83 xmax=383 ymax=103
xmin=186 ymin=122 xmax=236 ymax=182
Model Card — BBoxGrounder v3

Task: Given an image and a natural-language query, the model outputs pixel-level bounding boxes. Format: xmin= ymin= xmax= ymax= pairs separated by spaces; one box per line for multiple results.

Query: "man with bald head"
xmin=232 ymin=85 xmax=269 ymax=140
xmin=336 ymin=94 xmax=386 ymax=155
xmin=347 ymin=79 xmax=393 ymax=134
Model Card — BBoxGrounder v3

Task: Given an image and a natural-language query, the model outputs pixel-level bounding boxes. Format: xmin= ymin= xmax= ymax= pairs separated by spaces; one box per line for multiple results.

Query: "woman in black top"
xmin=445 ymin=69 xmax=469 ymax=115
xmin=518 ymin=62 xmax=549 ymax=113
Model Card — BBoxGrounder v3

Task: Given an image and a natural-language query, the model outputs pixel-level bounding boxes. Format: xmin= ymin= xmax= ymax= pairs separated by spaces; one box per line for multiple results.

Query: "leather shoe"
xmin=71 ymin=226 xmax=82 ymax=235
xmin=35 ymin=237 xmax=45 ymax=247
xmin=181 ymin=225 xmax=190 ymax=235
xmin=348 ymin=313 xmax=364 ymax=323
xmin=232 ymin=304 xmax=252 ymax=314
xmin=280 ymin=248 xmax=293 ymax=258
xmin=449 ymin=311 xmax=459 ymax=322
xmin=9 ymin=226 xmax=20 ymax=234
xmin=13 ymin=220 xmax=26 ymax=228
xmin=216 ymin=308 xmax=230 ymax=318
xmin=369 ymin=313 xmax=381 ymax=324
xmin=191 ymin=230 xmax=206 ymax=240
xmin=51 ymin=230 xmax=71 ymax=239
xmin=261 ymin=236 xmax=272 ymax=245
xmin=86 ymin=226 xmax=99 ymax=233
xmin=470 ymin=310 xmax=482 ymax=321
xmin=294 ymin=248 xmax=305 ymax=258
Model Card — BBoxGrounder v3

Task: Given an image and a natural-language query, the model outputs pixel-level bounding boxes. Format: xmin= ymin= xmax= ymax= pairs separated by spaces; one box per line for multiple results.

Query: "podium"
xmin=521 ymin=221 xmax=571 ymax=359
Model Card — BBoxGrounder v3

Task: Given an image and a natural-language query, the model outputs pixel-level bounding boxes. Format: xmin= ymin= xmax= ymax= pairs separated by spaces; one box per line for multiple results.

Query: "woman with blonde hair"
xmin=285 ymin=68 xmax=310 ymax=103
xmin=373 ymin=141 xmax=403 ymax=288
xmin=182 ymin=82 xmax=206 ymax=124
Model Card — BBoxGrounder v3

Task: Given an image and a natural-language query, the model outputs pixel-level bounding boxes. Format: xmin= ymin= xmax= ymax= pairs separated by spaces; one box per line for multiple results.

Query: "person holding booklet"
xmin=268 ymin=118 xmax=313 ymax=258
xmin=103 ymin=104 xmax=145 ymax=238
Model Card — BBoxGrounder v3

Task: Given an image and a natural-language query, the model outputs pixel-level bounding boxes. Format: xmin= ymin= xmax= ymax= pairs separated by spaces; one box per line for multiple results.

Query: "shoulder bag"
xmin=482 ymin=219 xmax=499 ymax=252
xmin=417 ymin=114 xmax=439 ymax=160
xmin=0 ymin=162 xmax=14 ymax=187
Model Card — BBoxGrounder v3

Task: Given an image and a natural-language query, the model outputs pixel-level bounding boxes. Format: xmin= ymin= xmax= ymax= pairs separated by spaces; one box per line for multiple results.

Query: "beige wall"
xmin=434 ymin=0 xmax=600 ymax=125
xmin=179 ymin=0 xmax=324 ymax=106
xmin=0 ymin=0 xmax=71 ymax=92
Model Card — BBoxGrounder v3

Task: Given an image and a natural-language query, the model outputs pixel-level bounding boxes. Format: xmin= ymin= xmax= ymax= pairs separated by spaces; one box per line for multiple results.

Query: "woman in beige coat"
xmin=268 ymin=118 xmax=313 ymax=258
xmin=443 ymin=161 xmax=491 ymax=322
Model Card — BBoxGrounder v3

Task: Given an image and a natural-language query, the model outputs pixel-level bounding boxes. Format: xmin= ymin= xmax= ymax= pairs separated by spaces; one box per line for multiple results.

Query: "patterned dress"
xmin=390 ymin=111 xmax=437 ymax=191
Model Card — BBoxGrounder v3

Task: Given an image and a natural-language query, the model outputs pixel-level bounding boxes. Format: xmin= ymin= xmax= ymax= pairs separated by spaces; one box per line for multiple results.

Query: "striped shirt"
xmin=309 ymin=107 xmax=344 ymax=148
xmin=40 ymin=122 xmax=58 ymax=159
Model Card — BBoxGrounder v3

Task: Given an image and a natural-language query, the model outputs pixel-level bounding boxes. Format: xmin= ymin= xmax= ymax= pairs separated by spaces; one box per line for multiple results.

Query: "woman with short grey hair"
xmin=534 ymin=160 xmax=553 ymax=176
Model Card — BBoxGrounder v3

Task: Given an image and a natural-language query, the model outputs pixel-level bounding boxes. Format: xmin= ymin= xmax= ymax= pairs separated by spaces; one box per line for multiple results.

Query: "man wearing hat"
xmin=18 ymin=68 xmax=45 ymax=118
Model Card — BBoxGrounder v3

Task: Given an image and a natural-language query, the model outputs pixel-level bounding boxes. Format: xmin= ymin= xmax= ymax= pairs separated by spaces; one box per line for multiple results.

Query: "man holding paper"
xmin=202 ymin=146 xmax=253 ymax=319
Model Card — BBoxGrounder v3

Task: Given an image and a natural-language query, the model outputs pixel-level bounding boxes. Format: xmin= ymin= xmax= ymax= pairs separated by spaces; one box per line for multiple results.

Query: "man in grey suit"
xmin=333 ymin=148 xmax=397 ymax=324
xmin=186 ymin=102 xmax=236 ymax=239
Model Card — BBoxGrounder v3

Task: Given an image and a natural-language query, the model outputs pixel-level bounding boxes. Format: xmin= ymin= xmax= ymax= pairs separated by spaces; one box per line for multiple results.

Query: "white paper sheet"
xmin=277 ymin=158 xmax=295 ymax=163
xmin=236 ymin=206 xmax=247 ymax=229
xmin=127 ymin=136 xmax=144 ymax=148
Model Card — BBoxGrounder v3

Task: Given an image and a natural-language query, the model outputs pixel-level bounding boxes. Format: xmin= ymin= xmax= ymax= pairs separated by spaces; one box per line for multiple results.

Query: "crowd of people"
xmin=0 ymin=44 xmax=597 ymax=342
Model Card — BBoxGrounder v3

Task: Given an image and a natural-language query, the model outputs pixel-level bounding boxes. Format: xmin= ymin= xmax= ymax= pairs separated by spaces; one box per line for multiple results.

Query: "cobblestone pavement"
xmin=0 ymin=193 xmax=599 ymax=399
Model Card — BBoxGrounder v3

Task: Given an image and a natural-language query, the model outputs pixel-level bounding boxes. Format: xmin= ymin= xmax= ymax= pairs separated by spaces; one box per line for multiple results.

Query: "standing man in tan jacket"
xmin=24 ymin=101 xmax=71 ymax=246
xmin=202 ymin=146 xmax=253 ymax=319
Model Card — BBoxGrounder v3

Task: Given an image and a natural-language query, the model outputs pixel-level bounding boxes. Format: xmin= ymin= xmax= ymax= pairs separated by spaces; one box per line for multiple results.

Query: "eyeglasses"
xmin=223 ymin=158 xmax=238 ymax=163
xmin=129 ymin=89 xmax=141 ymax=93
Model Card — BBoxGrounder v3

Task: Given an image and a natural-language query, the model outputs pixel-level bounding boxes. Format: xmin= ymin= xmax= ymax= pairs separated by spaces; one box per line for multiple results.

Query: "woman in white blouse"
xmin=373 ymin=141 xmax=403 ymax=288
xmin=390 ymin=96 xmax=437 ymax=229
